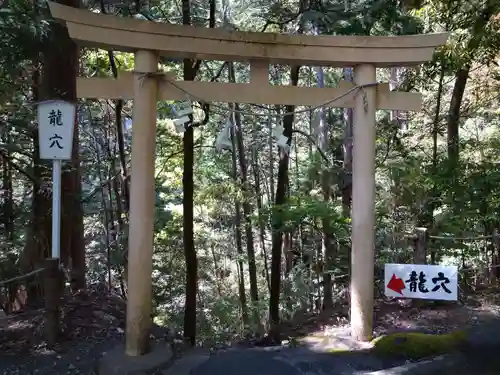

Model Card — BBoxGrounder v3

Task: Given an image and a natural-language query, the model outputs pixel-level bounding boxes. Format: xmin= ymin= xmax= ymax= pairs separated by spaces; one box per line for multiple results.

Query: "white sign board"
xmin=38 ymin=100 xmax=75 ymax=160
xmin=384 ymin=263 xmax=458 ymax=301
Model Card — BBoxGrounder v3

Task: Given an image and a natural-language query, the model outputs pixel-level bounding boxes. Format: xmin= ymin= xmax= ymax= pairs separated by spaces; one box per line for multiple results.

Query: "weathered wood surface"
xmin=77 ymin=72 xmax=422 ymax=111
xmin=48 ymin=2 xmax=448 ymax=67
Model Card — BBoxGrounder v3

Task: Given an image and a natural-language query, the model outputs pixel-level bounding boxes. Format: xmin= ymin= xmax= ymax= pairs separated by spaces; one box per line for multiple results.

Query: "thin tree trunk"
xmin=210 ymin=245 xmax=223 ymax=297
xmin=252 ymin=148 xmax=270 ymax=293
xmin=316 ymin=66 xmax=334 ymax=310
xmin=20 ymin=56 xmax=48 ymax=306
xmin=100 ymin=0 xmax=130 ymax=214
xmin=269 ymin=66 xmax=300 ymax=343
xmin=268 ymin=114 xmax=275 ymax=203
xmin=228 ymin=64 xmax=259 ymax=316
xmin=341 ymin=67 xmax=353 ymax=303
xmin=447 ymin=67 xmax=469 ymax=167
xmin=426 ymin=65 xmax=446 ymax=263
xmin=1 ymin=127 xmax=14 ymax=241
xmin=230 ymin=116 xmax=249 ymax=327
xmin=102 ymin=110 xmax=121 ymax=274
xmin=446 ymin=1 xmax=496 ymax=168
xmin=182 ymin=63 xmax=198 ymax=348
xmin=92 ymin=120 xmax=113 ymax=288
xmin=341 ymin=67 xmax=353 ymax=218
xmin=182 ymin=0 xmax=216 ymax=346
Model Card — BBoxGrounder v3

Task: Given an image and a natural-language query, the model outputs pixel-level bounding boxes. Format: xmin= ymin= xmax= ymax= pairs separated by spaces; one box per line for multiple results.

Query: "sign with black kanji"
xmin=37 ymin=100 xmax=75 ymax=160
xmin=385 ymin=263 xmax=458 ymax=301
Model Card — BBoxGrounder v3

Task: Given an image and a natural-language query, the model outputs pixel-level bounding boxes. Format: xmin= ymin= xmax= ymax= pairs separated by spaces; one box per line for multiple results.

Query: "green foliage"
xmin=258 ymin=196 xmax=350 ymax=235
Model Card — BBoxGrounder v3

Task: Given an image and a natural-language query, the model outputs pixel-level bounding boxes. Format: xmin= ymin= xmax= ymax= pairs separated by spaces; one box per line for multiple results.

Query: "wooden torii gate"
xmin=48 ymin=2 xmax=448 ymax=356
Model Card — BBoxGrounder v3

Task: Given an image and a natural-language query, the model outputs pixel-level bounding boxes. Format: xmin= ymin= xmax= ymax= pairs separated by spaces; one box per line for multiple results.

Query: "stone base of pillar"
xmin=97 ymin=341 xmax=173 ymax=375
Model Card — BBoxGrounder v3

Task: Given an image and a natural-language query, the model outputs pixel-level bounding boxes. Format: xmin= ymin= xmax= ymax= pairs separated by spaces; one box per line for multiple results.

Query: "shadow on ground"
xmin=2 ymin=287 xmax=500 ymax=375
xmin=167 ymin=340 xmax=500 ymax=375
xmin=187 ymin=347 xmax=405 ymax=375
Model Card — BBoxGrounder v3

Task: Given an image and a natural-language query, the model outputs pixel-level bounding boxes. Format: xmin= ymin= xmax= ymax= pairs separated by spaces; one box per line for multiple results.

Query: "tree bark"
xmin=1 ymin=126 xmax=14 ymax=241
xmin=315 ymin=66 xmax=334 ymax=310
xmin=252 ymin=149 xmax=270 ymax=293
xmin=447 ymin=1 xmax=496 ymax=168
xmin=20 ymin=58 xmax=49 ymax=306
xmin=229 ymin=114 xmax=249 ymax=327
xmin=269 ymin=66 xmax=300 ymax=343
xmin=228 ymin=64 xmax=259 ymax=317
xmin=182 ymin=0 xmax=216 ymax=346
xmin=182 ymin=56 xmax=198 ymax=348
xmin=23 ymin=0 xmax=85 ymax=294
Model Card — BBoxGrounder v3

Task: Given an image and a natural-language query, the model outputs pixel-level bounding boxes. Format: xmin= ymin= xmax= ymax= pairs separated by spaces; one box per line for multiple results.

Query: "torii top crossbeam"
xmin=48 ymin=2 xmax=448 ymax=111
xmin=49 ymin=2 xmax=447 ymax=68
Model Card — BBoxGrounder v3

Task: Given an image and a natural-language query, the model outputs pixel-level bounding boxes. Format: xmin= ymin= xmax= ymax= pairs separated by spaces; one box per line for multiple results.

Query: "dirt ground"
xmin=1 ymin=286 xmax=500 ymax=374
xmin=0 ymin=286 xmax=127 ymax=355
xmin=279 ymin=288 xmax=500 ymax=342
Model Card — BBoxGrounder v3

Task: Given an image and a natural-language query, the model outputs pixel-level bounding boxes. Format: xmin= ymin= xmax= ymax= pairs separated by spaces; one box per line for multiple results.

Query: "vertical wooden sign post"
xmin=37 ymin=99 xmax=76 ymax=345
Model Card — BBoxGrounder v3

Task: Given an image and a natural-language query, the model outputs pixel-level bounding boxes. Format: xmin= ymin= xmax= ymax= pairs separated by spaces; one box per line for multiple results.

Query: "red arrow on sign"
xmin=387 ymin=274 xmax=405 ymax=295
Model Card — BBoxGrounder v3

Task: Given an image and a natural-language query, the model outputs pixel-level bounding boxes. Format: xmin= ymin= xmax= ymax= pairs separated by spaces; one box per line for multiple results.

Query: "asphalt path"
xmin=188 ymin=347 xmax=409 ymax=375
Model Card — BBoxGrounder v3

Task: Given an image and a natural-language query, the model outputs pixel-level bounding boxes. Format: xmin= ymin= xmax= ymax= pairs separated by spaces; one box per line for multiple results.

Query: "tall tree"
xmin=181 ymin=0 xmax=198 ymax=345
xmin=269 ymin=66 xmax=300 ymax=342
xmin=21 ymin=0 xmax=85 ymax=296
xmin=182 ymin=0 xmax=216 ymax=346
xmin=229 ymin=102 xmax=249 ymax=326
xmin=228 ymin=63 xmax=260 ymax=323
xmin=446 ymin=0 xmax=498 ymax=168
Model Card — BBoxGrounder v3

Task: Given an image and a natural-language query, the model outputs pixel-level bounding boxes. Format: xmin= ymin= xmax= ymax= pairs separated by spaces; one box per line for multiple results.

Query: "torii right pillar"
xmin=350 ymin=64 xmax=377 ymax=342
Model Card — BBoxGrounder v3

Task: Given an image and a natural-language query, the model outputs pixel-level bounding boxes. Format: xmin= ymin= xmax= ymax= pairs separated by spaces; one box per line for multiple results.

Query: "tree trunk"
xmin=182 ymin=0 xmax=216 ymax=346
xmin=341 ymin=67 xmax=353 ymax=218
xmin=21 ymin=0 xmax=85 ymax=299
xmin=103 ymin=107 xmax=125 ymax=265
xmin=1 ymin=127 xmax=14 ymax=241
xmin=446 ymin=68 xmax=468 ymax=167
xmin=315 ymin=66 xmax=334 ymax=310
xmin=20 ymin=58 xmax=49 ymax=306
xmin=91 ymin=118 xmax=113 ymax=288
xmin=228 ymin=64 xmax=259 ymax=319
xmin=269 ymin=66 xmax=300 ymax=342
xmin=40 ymin=0 xmax=85 ymax=290
xmin=182 ymin=61 xmax=198 ymax=348
xmin=424 ymin=65 xmax=446 ymax=263
xmin=250 ymin=146 xmax=271 ymax=293
xmin=268 ymin=115 xmax=275 ymax=203
xmin=230 ymin=115 xmax=249 ymax=327
xmin=100 ymin=0 xmax=130 ymax=216
xmin=447 ymin=1 xmax=496 ymax=168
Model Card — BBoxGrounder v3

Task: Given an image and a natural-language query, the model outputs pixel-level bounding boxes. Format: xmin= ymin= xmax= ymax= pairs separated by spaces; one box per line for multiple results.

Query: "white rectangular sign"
xmin=38 ymin=100 xmax=75 ymax=160
xmin=384 ymin=263 xmax=458 ymax=301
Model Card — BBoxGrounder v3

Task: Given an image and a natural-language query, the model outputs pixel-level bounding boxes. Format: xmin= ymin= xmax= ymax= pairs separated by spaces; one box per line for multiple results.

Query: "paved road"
xmin=171 ymin=347 xmax=410 ymax=375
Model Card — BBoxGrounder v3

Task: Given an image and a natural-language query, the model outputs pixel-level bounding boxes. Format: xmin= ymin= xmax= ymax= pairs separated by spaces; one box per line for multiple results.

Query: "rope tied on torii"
xmin=134 ymin=70 xmax=376 ymax=156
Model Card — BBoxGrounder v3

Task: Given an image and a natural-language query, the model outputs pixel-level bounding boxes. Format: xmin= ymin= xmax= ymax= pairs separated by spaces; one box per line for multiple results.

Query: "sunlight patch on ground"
xmin=297 ymin=331 xmax=374 ymax=352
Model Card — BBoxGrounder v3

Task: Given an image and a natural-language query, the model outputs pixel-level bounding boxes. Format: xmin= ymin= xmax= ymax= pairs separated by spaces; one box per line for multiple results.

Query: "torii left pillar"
xmin=125 ymin=49 xmax=159 ymax=356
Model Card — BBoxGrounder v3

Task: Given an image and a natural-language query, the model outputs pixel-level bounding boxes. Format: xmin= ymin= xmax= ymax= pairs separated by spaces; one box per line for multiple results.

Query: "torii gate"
xmin=48 ymin=2 xmax=447 ymax=356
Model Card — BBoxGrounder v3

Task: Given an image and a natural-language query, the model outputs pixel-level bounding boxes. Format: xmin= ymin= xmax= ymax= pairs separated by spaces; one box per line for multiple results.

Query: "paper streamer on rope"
xmin=272 ymin=124 xmax=290 ymax=154
xmin=215 ymin=115 xmax=233 ymax=152
xmin=172 ymin=100 xmax=193 ymax=133
xmin=314 ymin=27 xmax=327 ymax=142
